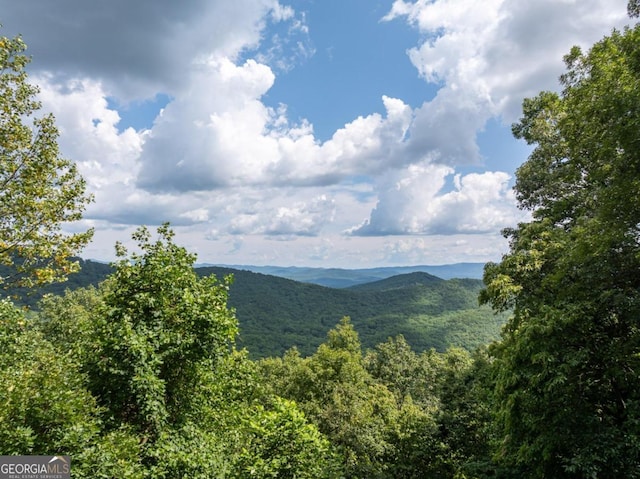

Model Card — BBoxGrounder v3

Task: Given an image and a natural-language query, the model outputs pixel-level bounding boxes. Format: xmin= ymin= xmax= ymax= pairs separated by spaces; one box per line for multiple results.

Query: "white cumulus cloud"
xmin=351 ymin=163 xmax=525 ymax=236
xmin=5 ymin=0 xmax=632 ymax=266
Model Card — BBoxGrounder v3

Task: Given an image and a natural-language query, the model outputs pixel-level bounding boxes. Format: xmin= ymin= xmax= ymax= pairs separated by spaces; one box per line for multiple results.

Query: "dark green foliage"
xmin=365 ymin=339 xmax=496 ymax=479
xmin=346 ymin=271 xmax=443 ymax=291
xmin=9 ymin=263 xmax=505 ymax=358
xmin=482 ymin=24 xmax=640 ymax=477
xmin=204 ymin=267 xmax=506 ymax=358
xmin=364 ymin=335 xmax=439 ymax=409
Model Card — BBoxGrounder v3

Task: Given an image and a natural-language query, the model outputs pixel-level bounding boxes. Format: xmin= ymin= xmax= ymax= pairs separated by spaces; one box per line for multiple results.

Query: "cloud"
xmin=228 ymin=194 xmax=336 ymax=236
xmin=137 ymin=89 xmax=415 ymax=192
xmin=381 ymin=234 xmax=508 ymax=265
xmin=350 ymin=163 xmax=524 ymax=236
xmin=379 ymin=0 xmax=629 ymax=170
xmin=8 ymin=0 xmax=632 ymax=266
xmin=34 ymin=75 xmax=143 ymax=185
xmin=136 ymin=57 xmax=279 ymax=191
xmin=386 ymin=0 xmax=628 ymax=122
xmin=2 ymin=0 xmax=291 ymax=100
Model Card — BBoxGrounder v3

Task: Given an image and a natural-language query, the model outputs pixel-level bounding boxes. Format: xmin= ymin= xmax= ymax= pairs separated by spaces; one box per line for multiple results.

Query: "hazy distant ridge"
xmin=202 ymin=263 xmax=486 ymax=288
xmin=5 ymin=260 xmax=499 ymax=358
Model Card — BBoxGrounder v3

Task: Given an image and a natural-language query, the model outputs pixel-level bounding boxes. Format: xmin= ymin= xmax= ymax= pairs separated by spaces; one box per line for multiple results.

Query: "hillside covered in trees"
xmin=217 ymin=268 xmax=505 ymax=357
xmin=1 ymin=227 xmax=495 ymax=477
xmin=4 ymin=260 xmax=505 ymax=358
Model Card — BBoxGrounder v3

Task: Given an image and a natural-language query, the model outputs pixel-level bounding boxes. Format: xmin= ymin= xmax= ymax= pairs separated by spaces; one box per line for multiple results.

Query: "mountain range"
xmin=7 ymin=259 xmax=504 ymax=358
xmin=200 ymin=262 xmax=487 ymax=287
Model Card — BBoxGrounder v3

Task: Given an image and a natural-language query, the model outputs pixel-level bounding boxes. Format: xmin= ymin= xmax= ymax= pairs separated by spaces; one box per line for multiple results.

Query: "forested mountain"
xmin=201 ymin=267 xmax=505 ymax=357
xmin=346 ymin=270 xmax=444 ymax=291
xmin=5 ymin=260 xmax=504 ymax=358
xmin=212 ymin=262 xmax=486 ymax=287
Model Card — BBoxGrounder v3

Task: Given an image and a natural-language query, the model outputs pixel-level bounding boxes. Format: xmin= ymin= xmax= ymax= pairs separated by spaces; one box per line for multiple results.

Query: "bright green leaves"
xmin=261 ymin=319 xmax=397 ymax=477
xmin=0 ymin=298 xmax=146 ymax=479
xmin=90 ymin=224 xmax=238 ymax=436
xmin=235 ymin=398 xmax=341 ymax=479
xmin=17 ymin=225 xmax=340 ymax=478
xmin=260 ymin=321 xmax=495 ymax=478
xmin=0 ymin=300 xmax=96 ymax=455
xmin=0 ymin=34 xmax=93 ymax=289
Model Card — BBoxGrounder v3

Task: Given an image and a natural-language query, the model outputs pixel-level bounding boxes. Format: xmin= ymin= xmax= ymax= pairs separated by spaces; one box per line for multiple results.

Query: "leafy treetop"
xmin=0 ymin=34 xmax=93 ymax=288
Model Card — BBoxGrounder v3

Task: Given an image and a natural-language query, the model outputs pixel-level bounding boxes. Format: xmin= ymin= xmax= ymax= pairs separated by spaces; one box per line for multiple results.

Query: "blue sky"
xmin=1 ymin=0 xmax=631 ymax=267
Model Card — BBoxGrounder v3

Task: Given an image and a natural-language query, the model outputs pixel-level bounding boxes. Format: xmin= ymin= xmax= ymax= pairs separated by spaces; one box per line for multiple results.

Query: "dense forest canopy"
xmin=3 ymin=260 xmax=505 ymax=358
xmin=480 ymin=18 xmax=640 ymax=478
xmin=2 ymin=2 xmax=640 ymax=477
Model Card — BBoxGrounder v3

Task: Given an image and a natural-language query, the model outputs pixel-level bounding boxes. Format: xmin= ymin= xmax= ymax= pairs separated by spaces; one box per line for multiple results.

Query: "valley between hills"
xmin=8 ymin=259 xmax=505 ymax=358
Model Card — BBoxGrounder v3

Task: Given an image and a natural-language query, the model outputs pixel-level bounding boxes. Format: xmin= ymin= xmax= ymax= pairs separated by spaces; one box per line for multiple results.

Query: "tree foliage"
xmin=0 ymin=35 xmax=93 ymax=288
xmin=260 ymin=318 xmax=398 ymax=478
xmin=88 ymin=224 xmax=238 ymax=436
xmin=0 ymin=298 xmax=146 ymax=478
xmin=0 ymin=299 xmax=98 ymax=455
xmin=25 ymin=225 xmax=341 ymax=478
xmin=481 ymin=23 xmax=640 ymax=477
xmin=260 ymin=320 xmax=495 ymax=478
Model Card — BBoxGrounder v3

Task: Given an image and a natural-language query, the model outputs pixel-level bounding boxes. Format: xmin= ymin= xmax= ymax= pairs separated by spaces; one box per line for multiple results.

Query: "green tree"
xmin=260 ymin=318 xmax=398 ymax=478
xmin=366 ymin=339 xmax=495 ymax=478
xmin=364 ymin=337 xmax=441 ymax=479
xmin=88 ymin=224 xmax=237 ymax=436
xmin=0 ymin=35 xmax=93 ymax=288
xmin=365 ymin=335 xmax=439 ymax=409
xmin=0 ymin=299 xmax=98 ymax=455
xmin=37 ymin=285 xmax=104 ymax=366
xmin=234 ymin=397 xmax=341 ymax=479
xmin=429 ymin=348 xmax=495 ymax=479
xmin=481 ymin=20 xmax=640 ymax=477
xmin=53 ymin=225 xmax=338 ymax=478
xmin=0 ymin=298 xmax=145 ymax=478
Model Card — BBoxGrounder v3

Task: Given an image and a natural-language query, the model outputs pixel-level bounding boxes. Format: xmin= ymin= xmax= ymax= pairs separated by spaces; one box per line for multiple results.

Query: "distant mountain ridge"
xmin=201 ymin=262 xmax=487 ymax=288
xmin=347 ymin=271 xmax=444 ymax=292
xmin=198 ymin=266 xmax=503 ymax=357
xmin=5 ymin=260 xmax=503 ymax=358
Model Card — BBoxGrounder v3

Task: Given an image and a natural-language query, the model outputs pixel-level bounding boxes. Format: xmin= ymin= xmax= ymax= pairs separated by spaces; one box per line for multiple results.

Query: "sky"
xmin=0 ymin=0 xmax=632 ymax=268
